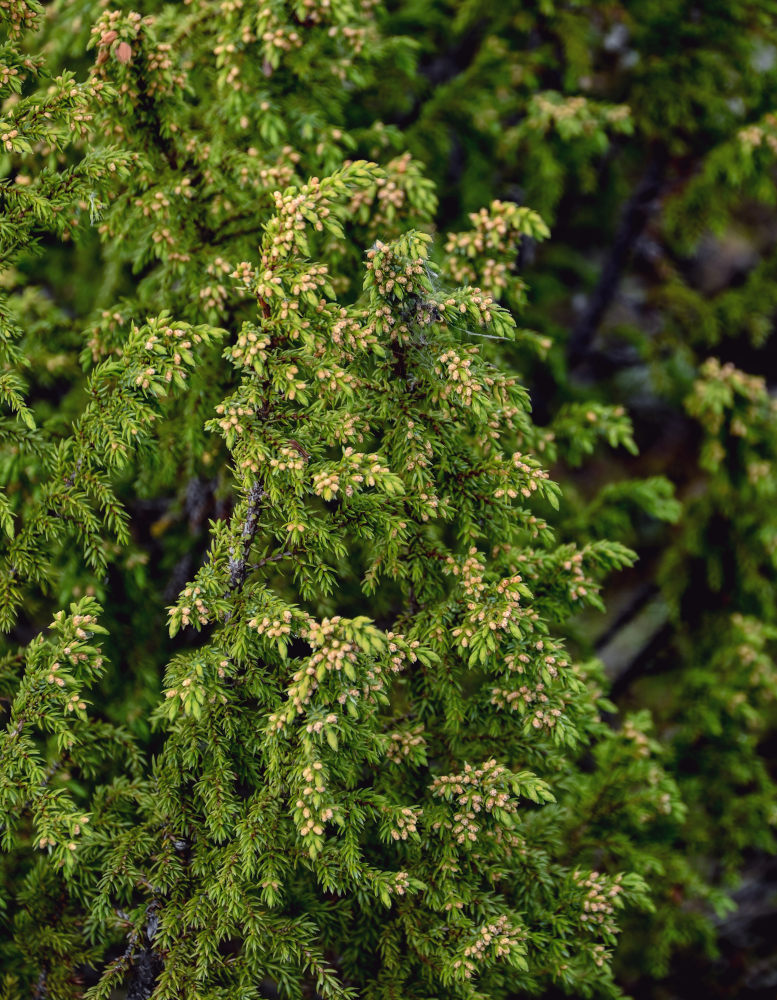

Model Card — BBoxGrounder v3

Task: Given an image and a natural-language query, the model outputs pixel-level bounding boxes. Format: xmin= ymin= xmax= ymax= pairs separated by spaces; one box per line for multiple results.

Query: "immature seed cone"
xmin=116 ymin=42 xmax=133 ymax=64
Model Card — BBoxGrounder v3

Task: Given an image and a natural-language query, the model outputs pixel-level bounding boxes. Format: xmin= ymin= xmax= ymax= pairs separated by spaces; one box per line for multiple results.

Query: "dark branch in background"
xmin=127 ymin=950 xmax=163 ymax=1000
xmin=567 ymin=145 xmax=668 ymax=369
xmin=592 ymin=577 xmax=673 ymax=697
xmin=126 ymin=906 xmax=163 ymax=1000
xmin=607 ymin=620 xmax=674 ymax=700
xmin=595 ymin=582 xmax=659 ymax=654
xmin=391 ymin=31 xmax=486 ymax=132
xmin=33 ymin=967 xmax=47 ymax=1000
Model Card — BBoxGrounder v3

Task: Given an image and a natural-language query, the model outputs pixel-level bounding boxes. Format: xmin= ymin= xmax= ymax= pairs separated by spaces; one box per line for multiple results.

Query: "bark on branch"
xmin=227 ymin=481 xmax=266 ymax=592
xmin=568 ymin=146 xmax=668 ymax=368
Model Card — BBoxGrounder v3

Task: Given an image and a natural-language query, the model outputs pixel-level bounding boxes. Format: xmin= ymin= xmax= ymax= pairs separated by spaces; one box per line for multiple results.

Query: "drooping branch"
xmin=126 ymin=948 xmax=164 ymax=1000
xmin=124 ymin=480 xmax=267 ymax=994
xmin=568 ymin=145 xmax=668 ymax=368
xmin=227 ymin=481 xmax=266 ymax=592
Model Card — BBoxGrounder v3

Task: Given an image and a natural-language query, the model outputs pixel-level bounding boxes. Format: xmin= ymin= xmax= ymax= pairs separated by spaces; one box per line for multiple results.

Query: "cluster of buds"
xmin=277 ymin=363 xmax=307 ymax=401
xmin=748 ymin=459 xmax=772 ymax=487
xmin=0 ymin=0 xmax=39 ymax=39
xmin=289 ymin=262 xmax=329 ymax=299
xmin=0 ymin=125 xmax=20 ymax=153
xmin=252 ymin=147 xmax=300 ymax=191
xmin=87 ymin=309 xmax=126 ymax=361
xmin=442 ymin=255 xmax=478 ymax=288
xmin=402 ymin=419 xmax=434 ymax=464
xmin=738 ymin=113 xmax=777 ymax=151
xmin=229 ymin=323 xmax=271 ymax=371
xmin=39 ymin=604 xmax=107 ymax=721
xmin=175 ymin=584 xmax=210 ymax=628
xmin=248 ymin=608 xmax=293 ymax=639
xmin=270 ymin=617 xmax=400 ymax=732
xmin=431 ymin=760 xmax=515 ymax=837
xmin=386 ymin=870 xmax=410 ymax=896
xmin=451 ymin=596 xmax=525 ymax=651
xmin=490 ymin=680 xmax=552 ymax=711
xmin=259 ymin=18 xmax=302 ymax=55
xmin=384 ymin=631 xmax=421 ymax=674
xmin=479 ymin=258 xmax=511 ymax=294
xmin=215 ymin=402 xmax=250 ymax=438
xmin=70 ymin=612 xmax=97 ymax=634
xmin=509 ymin=451 xmax=550 ymax=499
xmin=269 ymin=445 xmax=307 ymax=473
xmin=131 ymin=320 xmax=206 ymax=393
xmin=313 ymin=364 xmax=357 ymax=395
xmin=292 ymin=761 xmax=332 ymax=842
xmin=164 ymin=659 xmax=226 ymax=712
xmin=384 ymin=805 xmax=420 ymax=841
xmin=448 ymin=553 xmax=530 ymax=650
xmin=409 ymin=488 xmax=439 ymax=523
xmin=690 ymin=358 xmax=776 ymax=447
xmin=731 ymin=614 xmax=777 ymax=693
xmin=295 ymin=0 xmax=338 ymax=26
xmin=560 ymin=549 xmax=589 ymax=602
xmin=366 ymin=240 xmax=426 ymax=297
xmin=231 ymin=261 xmax=254 ymax=287
xmin=65 ymin=692 xmax=87 ymax=713
xmin=331 ymin=310 xmax=380 ymax=353
xmin=199 ymin=282 xmax=229 ymax=313
xmin=91 ymin=10 xmax=185 ymax=99
xmin=483 ymin=389 xmax=525 ymax=445
xmin=386 ymin=723 xmax=426 ymax=763
xmin=332 ymin=22 xmax=369 ymax=58
xmin=151 ymin=227 xmax=175 ymax=249
xmin=0 ymin=61 xmax=20 ymax=89
xmin=173 ymin=175 xmax=194 ymax=199
xmin=444 ymin=200 xmax=547 ymax=298
xmin=572 ymin=869 xmax=623 ymax=935
xmin=272 ymin=617 xmax=362 ymax=721
xmin=37 ymin=813 xmax=89 ymax=854
xmin=369 ymin=301 xmax=406 ymax=340
xmin=346 ymin=153 xmax=428 ymax=232
xmin=311 ymin=449 xmax=395 ymax=501
xmin=528 ymin=703 xmax=563 ymax=729
xmin=445 ymin=547 xmax=487 ymax=598
xmin=448 ymin=200 xmax=546 ymax=255
xmin=531 ymin=92 xmax=629 ymax=132
xmin=503 ymin=650 xmax=532 ymax=674
xmin=305 ymin=712 xmax=338 ymax=736
xmin=306 ymin=618 xmax=358 ymax=667
xmin=503 ymin=644 xmax=568 ymax=683
xmin=133 ymin=366 xmax=157 ymax=391
xmin=207 ymin=256 xmax=233 ymax=279
xmin=90 ymin=11 xmax=144 ymax=70
xmin=434 ymin=347 xmax=482 ymax=407
xmin=450 ymin=809 xmax=481 ymax=844
xmin=146 ymin=41 xmax=185 ymax=96
xmin=46 ymin=661 xmax=65 ymax=688
xmin=452 ymin=915 xmax=525 ymax=980
xmin=53 ymin=639 xmax=97 ymax=677
xmin=332 ymin=411 xmax=368 ymax=445
xmin=621 ymin=717 xmax=652 ymax=758
xmin=266 ymin=179 xmax=331 ymax=261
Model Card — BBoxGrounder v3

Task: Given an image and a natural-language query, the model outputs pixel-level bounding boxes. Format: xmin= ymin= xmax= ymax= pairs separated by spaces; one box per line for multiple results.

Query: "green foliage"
xmin=2 ymin=2 xmax=777 ymax=999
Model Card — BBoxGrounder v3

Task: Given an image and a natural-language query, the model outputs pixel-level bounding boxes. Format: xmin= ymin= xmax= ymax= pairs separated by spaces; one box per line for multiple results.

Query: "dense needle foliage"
xmin=1 ymin=2 xmax=776 ymax=999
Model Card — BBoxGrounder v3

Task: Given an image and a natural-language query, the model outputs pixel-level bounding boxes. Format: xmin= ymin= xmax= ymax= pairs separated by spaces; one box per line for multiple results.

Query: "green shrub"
xmin=2 ymin=3 xmax=776 ymax=998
